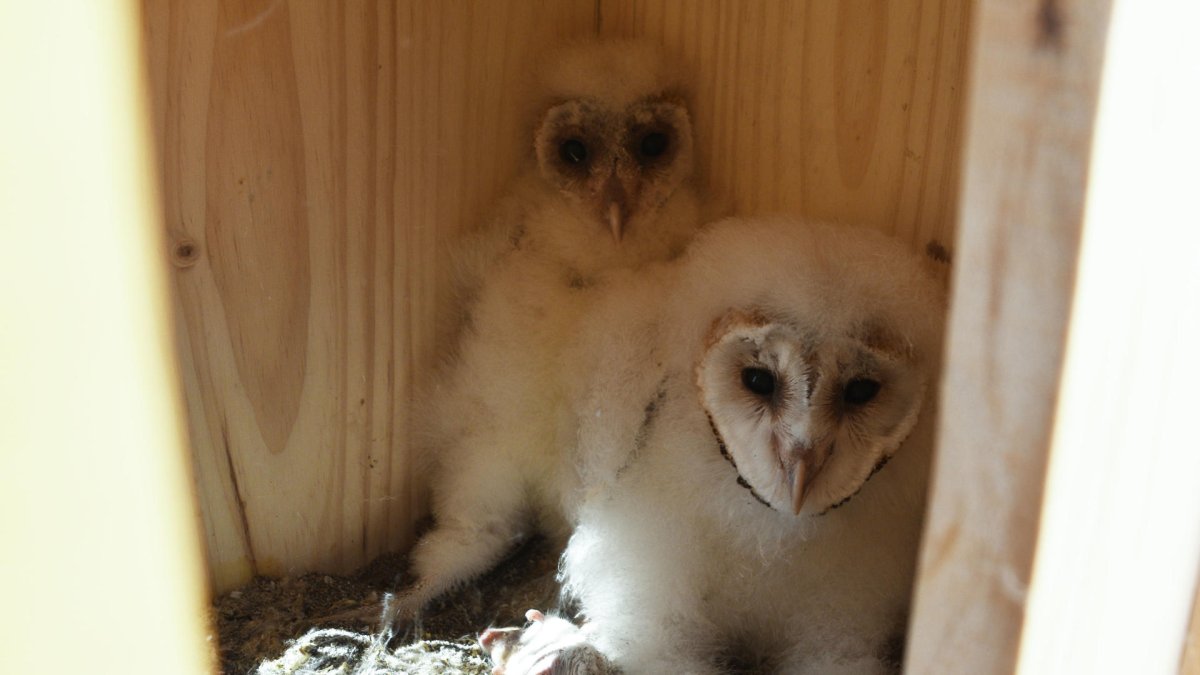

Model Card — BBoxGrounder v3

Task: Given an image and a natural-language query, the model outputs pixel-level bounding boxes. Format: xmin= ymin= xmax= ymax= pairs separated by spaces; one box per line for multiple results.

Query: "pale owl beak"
xmin=608 ymin=201 xmax=623 ymax=243
xmin=788 ymin=444 xmax=830 ymax=515
xmin=598 ymin=169 xmax=632 ymax=243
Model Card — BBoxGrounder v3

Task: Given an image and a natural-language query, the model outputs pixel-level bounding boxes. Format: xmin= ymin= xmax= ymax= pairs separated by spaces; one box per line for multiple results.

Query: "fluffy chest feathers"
xmin=641 ymin=380 xmax=932 ymax=580
xmin=445 ymin=251 xmax=597 ymax=453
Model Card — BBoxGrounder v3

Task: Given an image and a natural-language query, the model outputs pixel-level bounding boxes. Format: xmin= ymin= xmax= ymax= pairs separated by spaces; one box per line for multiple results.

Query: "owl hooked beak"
xmin=607 ymin=202 xmax=623 ymax=243
xmin=598 ymin=167 xmax=636 ymax=243
xmin=786 ymin=442 xmax=831 ymax=515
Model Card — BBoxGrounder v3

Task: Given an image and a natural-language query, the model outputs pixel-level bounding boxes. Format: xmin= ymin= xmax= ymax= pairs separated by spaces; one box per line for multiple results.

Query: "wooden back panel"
xmin=142 ymin=0 xmax=971 ymax=593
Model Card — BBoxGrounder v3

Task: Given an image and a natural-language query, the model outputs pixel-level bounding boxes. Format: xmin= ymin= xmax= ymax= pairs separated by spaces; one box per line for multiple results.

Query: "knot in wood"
xmin=171 ymin=238 xmax=201 ymax=268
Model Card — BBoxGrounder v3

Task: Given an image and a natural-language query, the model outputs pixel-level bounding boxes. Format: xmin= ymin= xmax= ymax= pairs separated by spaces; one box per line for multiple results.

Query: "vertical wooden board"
xmin=1186 ymin=583 xmax=1200 ymax=673
xmin=1 ymin=0 xmax=211 ymax=671
xmin=1014 ymin=0 xmax=1200 ymax=670
xmin=142 ymin=0 xmax=596 ymax=593
xmin=904 ymin=0 xmax=1113 ymax=672
xmin=598 ymin=0 xmax=972 ymax=255
xmin=142 ymin=0 xmax=253 ymax=591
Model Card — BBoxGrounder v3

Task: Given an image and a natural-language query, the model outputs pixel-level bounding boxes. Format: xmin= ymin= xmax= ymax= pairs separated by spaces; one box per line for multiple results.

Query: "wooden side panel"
xmin=141 ymin=0 xmax=596 ymax=592
xmin=1 ymin=1 xmax=211 ymax=671
xmin=1186 ymin=583 xmax=1200 ymax=673
xmin=1014 ymin=0 xmax=1200 ymax=670
xmin=598 ymin=0 xmax=972 ymax=254
xmin=905 ymin=0 xmax=1113 ymax=672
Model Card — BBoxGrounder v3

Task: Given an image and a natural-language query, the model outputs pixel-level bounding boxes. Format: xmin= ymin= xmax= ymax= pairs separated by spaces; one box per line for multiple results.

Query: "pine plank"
xmin=1014 ymin=0 xmax=1200 ymax=670
xmin=905 ymin=0 xmax=1115 ymax=671
xmin=1 ymin=1 xmax=212 ymax=670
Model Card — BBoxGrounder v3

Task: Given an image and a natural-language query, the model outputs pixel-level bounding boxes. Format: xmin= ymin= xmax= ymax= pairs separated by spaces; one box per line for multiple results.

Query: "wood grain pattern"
xmin=598 ymin=0 xmax=972 ymax=254
xmin=904 ymin=0 xmax=1113 ymax=672
xmin=142 ymin=0 xmax=596 ymax=592
xmin=205 ymin=0 xmax=311 ymax=458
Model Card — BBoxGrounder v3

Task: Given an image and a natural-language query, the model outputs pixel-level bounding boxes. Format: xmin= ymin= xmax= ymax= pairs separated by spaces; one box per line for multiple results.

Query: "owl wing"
xmin=563 ymin=266 xmax=674 ymax=493
xmin=433 ymin=179 xmax=535 ymax=354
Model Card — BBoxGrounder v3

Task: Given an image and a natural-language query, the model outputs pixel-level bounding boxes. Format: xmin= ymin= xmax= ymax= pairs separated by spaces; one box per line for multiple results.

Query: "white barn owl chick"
xmin=493 ymin=217 xmax=946 ymax=674
xmin=403 ymin=39 xmax=709 ymax=620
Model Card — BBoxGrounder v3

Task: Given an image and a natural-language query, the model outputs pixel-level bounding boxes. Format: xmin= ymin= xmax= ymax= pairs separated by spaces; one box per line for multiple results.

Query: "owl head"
xmin=530 ymin=40 xmax=695 ymax=244
xmin=680 ymin=219 xmax=946 ymax=517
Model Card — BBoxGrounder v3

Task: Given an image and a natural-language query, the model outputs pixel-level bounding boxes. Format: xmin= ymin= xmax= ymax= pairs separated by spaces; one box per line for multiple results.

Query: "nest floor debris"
xmin=212 ymin=535 xmax=563 ymax=675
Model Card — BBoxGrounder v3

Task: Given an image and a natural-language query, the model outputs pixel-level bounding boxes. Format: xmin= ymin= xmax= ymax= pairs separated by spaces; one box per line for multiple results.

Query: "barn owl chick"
xmin=492 ymin=217 xmax=946 ymax=674
xmin=402 ymin=39 xmax=709 ymax=623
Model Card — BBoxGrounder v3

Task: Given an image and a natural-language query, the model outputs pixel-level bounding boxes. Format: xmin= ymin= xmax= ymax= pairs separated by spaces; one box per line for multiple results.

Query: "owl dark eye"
xmin=843 ymin=378 xmax=881 ymax=406
xmin=559 ymin=138 xmax=588 ymax=165
xmin=639 ymin=131 xmax=670 ymax=158
xmin=741 ymin=367 xmax=776 ymax=397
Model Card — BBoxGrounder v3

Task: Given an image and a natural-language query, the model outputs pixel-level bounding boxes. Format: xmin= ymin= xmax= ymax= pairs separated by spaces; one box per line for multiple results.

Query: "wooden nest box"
xmin=4 ymin=1 xmax=1198 ymax=673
